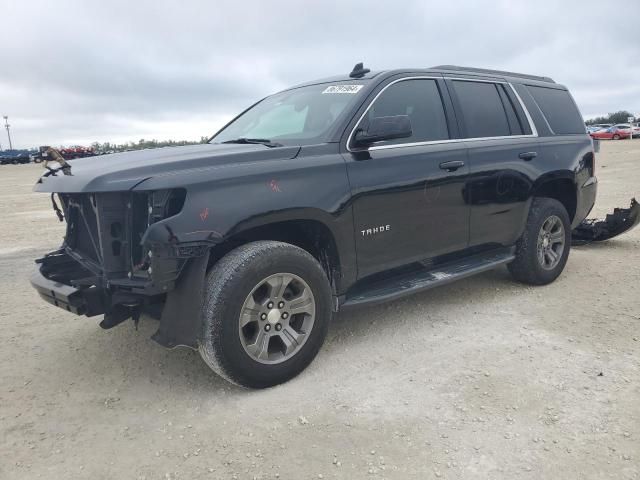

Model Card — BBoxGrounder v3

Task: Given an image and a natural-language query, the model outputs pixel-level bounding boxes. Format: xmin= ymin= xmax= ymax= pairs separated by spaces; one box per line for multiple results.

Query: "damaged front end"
xmin=571 ymin=198 xmax=640 ymax=245
xmin=30 ymin=189 xmax=211 ymax=349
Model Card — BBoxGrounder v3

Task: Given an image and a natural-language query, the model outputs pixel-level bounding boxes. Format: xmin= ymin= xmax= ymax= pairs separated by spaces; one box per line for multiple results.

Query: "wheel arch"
xmin=151 ymin=217 xmax=345 ymax=352
xmin=531 ymin=174 xmax=577 ymax=223
xmin=208 ymin=217 xmax=345 ymax=296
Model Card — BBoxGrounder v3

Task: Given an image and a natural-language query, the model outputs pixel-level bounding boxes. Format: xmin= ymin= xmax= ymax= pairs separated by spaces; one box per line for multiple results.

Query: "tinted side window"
xmin=453 ymin=81 xmax=512 ymax=138
xmin=526 ymin=86 xmax=585 ymax=134
xmin=360 ymin=79 xmax=449 ymax=145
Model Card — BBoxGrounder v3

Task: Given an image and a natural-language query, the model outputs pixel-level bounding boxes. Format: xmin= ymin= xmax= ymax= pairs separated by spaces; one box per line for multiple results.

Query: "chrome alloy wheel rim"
xmin=239 ymin=273 xmax=316 ymax=364
xmin=537 ymin=215 xmax=565 ymax=270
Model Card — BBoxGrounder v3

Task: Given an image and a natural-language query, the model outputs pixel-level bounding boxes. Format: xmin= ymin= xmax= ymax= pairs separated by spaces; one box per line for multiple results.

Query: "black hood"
xmin=34 ymin=143 xmax=301 ymax=193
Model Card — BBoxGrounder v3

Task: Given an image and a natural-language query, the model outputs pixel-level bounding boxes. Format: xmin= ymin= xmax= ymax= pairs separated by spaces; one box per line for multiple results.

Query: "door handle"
xmin=439 ymin=160 xmax=465 ymax=172
xmin=518 ymin=151 xmax=537 ymax=161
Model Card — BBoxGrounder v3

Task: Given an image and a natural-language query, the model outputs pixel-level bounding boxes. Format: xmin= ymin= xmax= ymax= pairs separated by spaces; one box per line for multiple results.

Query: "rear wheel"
xmin=198 ymin=241 xmax=332 ymax=388
xmin=508 ymin=198 xmax=571 ymax=285
xmin=613 ymin=134 xmax=620 ymax=140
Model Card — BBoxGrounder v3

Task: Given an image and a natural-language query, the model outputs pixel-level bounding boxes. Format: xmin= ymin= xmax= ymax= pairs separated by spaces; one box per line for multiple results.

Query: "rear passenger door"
xmin=345 ymin=77 xmax=470 ymax=279
xmin=447 ymin=78 xmax=538 ymax=248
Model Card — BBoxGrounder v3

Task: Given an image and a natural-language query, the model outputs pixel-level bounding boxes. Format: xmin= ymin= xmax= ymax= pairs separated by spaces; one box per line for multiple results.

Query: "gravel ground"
xmin=1 ymin=141 xmax=638 ymax=480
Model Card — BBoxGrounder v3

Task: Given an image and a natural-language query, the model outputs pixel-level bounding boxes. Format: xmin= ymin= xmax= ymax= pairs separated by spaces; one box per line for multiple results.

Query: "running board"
xmin=341 ymin=248 xmax=515 ymax=309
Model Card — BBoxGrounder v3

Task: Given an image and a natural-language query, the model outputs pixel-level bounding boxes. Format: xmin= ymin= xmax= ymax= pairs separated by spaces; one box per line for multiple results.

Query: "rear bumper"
xmin=572 ymin=198 xmax=640 ymax=245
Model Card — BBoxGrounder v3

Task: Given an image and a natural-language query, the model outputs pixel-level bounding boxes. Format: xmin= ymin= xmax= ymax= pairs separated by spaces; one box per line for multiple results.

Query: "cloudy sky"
xmin=1 ymin=0 xmax=639 ymax=149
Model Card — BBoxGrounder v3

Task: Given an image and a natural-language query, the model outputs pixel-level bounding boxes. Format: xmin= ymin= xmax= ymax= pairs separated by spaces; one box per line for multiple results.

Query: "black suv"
xmin=31 ymin=64 xmax=597 ymax=388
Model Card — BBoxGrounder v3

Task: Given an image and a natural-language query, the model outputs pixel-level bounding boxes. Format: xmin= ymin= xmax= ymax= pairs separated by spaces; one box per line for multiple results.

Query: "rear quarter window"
xmin=526 ymin=85 xmax=585 ymax=135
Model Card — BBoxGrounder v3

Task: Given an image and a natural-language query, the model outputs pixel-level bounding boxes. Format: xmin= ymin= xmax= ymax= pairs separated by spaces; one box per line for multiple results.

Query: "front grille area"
xmin=65 ymin=194 xmax=101 ymax=263
xmin=60 ymin=192 xmax=133 ymax=277
xmin=57 ymin=189 xmax=186 ymax=281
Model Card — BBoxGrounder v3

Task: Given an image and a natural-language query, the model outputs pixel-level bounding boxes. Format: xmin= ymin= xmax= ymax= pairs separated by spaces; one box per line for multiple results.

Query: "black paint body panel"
xmin=31 ymin=66 xmax=597 ymax=342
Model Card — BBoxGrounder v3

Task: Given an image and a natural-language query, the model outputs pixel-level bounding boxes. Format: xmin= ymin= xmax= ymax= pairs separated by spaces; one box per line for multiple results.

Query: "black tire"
xmin=613 ymin=134 xmax=620 ymax=140
xmin=198 ymin=241 xmax=332 ymax=388
xmin=508 ymin=198 xmax=571 ymax=285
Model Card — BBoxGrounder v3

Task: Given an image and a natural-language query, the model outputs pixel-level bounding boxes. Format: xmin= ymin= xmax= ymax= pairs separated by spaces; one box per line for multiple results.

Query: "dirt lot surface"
xmin=1 ymin=141 xmax=639 ymax=480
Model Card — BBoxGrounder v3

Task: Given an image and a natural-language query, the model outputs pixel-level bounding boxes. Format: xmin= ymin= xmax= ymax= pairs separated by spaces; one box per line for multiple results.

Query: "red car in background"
xmin=590 ymin=126 xmax=632 ymax=140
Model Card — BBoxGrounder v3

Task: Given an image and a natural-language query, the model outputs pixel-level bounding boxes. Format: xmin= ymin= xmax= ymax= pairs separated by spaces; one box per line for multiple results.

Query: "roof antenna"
xmin=349 ymin=62 xmax=370 ymax=79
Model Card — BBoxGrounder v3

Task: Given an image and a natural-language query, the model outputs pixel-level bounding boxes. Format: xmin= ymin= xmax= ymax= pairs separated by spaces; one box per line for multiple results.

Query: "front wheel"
xmin=508 ymin=198 xmax=571 ymax=285
xmin=198 ymin=241 xmax=332 ymax=388
xmin=613 ymin=134 xmax=620 ymax=140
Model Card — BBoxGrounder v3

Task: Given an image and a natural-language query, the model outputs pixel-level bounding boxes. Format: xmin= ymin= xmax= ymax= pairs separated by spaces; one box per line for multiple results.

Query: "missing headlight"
xmin=147 ymin=189 xmax=187 ymax=224
xmin=130 ymin=189 xmax=187 ymax=267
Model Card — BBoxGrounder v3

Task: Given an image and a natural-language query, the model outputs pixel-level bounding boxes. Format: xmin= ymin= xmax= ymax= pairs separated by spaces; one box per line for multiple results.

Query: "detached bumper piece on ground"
xmin=571 ymin=198 xmax=640 ymax=245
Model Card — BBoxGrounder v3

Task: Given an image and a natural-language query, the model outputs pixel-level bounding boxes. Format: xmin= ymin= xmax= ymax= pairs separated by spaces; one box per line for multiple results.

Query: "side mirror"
xmin=353 ymin=115 xmax=412 ymax=147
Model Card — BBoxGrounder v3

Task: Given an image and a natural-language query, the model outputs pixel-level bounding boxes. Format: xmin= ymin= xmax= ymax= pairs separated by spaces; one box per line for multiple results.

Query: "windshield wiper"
xmin=221 ymin=138 xmax=283 ymax=148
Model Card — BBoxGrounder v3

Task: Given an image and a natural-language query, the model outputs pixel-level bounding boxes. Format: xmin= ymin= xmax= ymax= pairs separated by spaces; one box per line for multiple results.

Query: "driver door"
xmin=344 ymin=77 xmax=470 ymax=278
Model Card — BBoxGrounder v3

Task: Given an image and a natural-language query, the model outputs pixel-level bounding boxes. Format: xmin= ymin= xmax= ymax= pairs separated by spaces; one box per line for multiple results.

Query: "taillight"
xmin=590 ymin=138 xmax=598 ymax=176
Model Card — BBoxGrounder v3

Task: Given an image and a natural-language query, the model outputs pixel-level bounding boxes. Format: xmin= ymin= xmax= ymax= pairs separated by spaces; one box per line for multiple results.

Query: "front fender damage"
xmin=572 ymin=198 xmax=640 ymax=245
xmin=151 ymin=250 xmax=210 ymax=350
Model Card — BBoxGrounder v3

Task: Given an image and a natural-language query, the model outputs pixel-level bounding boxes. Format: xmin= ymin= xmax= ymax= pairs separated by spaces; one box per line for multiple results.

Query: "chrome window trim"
xmin=506 ymin=82 xmax=539 ymax=137
xmin=346 ymin=76 xmax=538 ymax=153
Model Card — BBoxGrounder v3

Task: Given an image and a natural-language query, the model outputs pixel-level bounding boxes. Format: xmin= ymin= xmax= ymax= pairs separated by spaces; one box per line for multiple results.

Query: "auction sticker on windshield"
xmin=322 ymin=85 xmax=364 ymax=94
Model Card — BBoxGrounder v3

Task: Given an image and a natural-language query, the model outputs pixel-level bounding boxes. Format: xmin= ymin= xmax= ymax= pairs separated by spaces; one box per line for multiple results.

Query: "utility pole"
xmin=3 ymin=116 xmax=12 ymax=150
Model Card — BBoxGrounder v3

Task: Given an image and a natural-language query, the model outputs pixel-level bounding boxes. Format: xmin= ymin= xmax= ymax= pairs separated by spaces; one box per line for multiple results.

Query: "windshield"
xmin=210 ymin=82 xmax=367 ymax=146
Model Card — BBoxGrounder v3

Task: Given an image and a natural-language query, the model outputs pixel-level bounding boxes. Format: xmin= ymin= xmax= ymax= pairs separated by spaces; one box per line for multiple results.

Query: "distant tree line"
xmin=585 ymin=110 xmax=636 ymax=125
xmin=90 ymin=136 xmax=210 ymax=153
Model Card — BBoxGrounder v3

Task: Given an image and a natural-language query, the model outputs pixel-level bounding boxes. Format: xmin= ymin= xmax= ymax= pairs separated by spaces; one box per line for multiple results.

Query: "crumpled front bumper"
xmin=30 ymin=268 xmax=103 ymax=316
xmin=572 ymin=198 xmax=640 ymax=245
xmin=30 ymin=246 xmax=210 ymax=350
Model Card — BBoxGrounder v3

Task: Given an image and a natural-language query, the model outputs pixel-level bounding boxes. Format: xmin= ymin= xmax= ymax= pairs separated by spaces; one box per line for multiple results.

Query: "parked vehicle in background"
xmin=612 ymin=124 xmax=635 ymax=137
xmin=619 ymin=123 xmax=640 ymax=138
xmin=586 ymin=124 xmax=616 ymax=134
xmin=590 ymin=126 xmax=631 ymax=140
xmin=31 ymin=64 xmax=599 ymax=388
xmin=59 ymin=145 xmax=98 ymax=159
xmin=0 ymin=149 xmax=32 ymax=164
xmin=33 ymin=145 xmax=98 ymax=163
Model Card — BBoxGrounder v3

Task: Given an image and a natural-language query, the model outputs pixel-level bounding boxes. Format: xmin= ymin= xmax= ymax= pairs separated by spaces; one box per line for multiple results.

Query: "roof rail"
xmin=432 ymin=65 xmax=555 ymax=84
